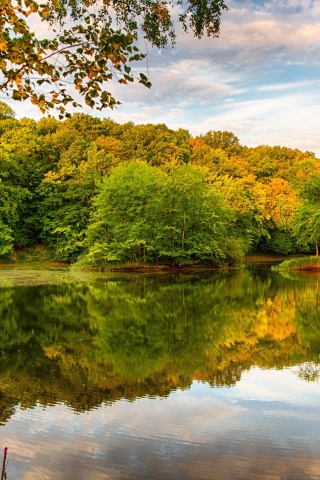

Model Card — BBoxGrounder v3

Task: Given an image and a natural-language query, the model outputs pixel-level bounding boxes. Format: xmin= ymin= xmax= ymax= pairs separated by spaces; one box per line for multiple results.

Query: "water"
xmin=0 ymin=266 xmax=319 ymax=479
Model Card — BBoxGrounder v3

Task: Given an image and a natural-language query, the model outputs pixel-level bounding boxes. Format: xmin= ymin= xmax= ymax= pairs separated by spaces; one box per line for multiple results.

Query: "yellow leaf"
xmin=0 ymin=40 xmax=7 ymax=51
xmin=41 ymin=6 xmax=50 ymax=16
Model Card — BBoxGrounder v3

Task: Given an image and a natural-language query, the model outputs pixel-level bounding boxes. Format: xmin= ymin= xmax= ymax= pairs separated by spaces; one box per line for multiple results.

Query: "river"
xmin=0 ymin=265 xmax=319 ymax=479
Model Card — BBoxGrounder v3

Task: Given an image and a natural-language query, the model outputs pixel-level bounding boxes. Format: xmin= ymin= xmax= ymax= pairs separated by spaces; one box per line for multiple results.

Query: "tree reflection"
xmin=297 ymin=362 xmax=320 ymax=382
xmin=0 ymin=269 xmax=319 ymax=423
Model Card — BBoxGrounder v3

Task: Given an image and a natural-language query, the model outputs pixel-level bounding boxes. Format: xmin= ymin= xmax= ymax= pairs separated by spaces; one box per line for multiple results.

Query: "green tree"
xmin=209 ymin=173 xmax=270 ymax=252
xmin=293 ymin=203 xmax=320 ymax=256
xmin=243 ymin=145 xmax=312 ymax=182
xmin=86 ymin=161 xmax=166 ymax=264
xmin=0 ymin=116 xmax=53 ymax=246
xmin=292 ymin=175 xmax=320 ymax=256
xmin=85 ymin=162 xmax=240 ymax=266
xmin=0 ymin=219 xmax=14 ymax=257
xmin=160 ymin=165 xmax=237 ymax=263
xmin=0 ymin=0 xmax=227 ymax=116
xmin=119 ymin=123 xmax=189 ymax=167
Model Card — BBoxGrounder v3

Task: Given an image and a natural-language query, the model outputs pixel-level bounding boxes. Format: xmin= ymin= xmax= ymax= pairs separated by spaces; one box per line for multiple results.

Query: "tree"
xmin=160 ymin=164 xmax=236 ymax=263
xmin=243 ymin=145 xmax=308 ymax=181
xmin=199 ymin=130 xmax=242 ymax=157
xmin=0 ymin=219 xmax=14 ymax=258
xmin=118 ymin=123 xmax=189 ymax=167
xmin=256 ymin=178 xmax=298 ymax=254
xmin=85 ymin=162 xmax=240 ymax=266
xmin=0 ymin=0 xmax=227 ymax=117
xmin=0 ymin=100 xmax=15 ymax=119
xmin=0 ymin=117 xmax=47 ymax=247
xmin=86 ymin=161 xmax=166 ymax=264
xmin=294 ymin=204 xmax=320 ymax=255
xmin=293 ymin=175 xmax=320 ymax=256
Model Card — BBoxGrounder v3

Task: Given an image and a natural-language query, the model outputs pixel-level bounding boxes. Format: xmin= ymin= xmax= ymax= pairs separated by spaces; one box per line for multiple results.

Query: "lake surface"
xmin=0 ymin=265 xmax=319 ymax=479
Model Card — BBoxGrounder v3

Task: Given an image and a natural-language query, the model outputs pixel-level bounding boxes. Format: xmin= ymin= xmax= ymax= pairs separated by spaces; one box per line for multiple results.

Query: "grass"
xmin=0 ymin=245 xmax=73 ymax=266
xmin=272 ymin=256 xmax=320 ymax=271
xmin=14 ymin=245 xmax=57 ymax=263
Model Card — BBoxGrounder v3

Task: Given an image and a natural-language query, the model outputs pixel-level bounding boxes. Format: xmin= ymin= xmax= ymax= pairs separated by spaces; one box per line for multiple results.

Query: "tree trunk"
xmin=182 ymin=208 xmax=186 ymax=251
xmin=316 ymin=238 xmax=319 ymax=257
xmin=171 ymin=197 xmax=175 ymax=250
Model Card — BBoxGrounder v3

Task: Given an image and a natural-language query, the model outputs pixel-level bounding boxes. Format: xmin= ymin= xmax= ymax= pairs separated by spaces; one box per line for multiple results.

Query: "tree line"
xmin=0 ymin=101 xmax=319 ymax=266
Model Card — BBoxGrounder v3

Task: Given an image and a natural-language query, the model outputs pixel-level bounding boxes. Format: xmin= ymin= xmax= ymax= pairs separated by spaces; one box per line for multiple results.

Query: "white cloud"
xmin=256 ymin=80 xmax=313 ymax=92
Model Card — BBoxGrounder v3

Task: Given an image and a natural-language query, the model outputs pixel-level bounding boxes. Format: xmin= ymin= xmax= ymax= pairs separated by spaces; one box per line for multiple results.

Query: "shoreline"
xmin=271 ymin=256 xmax=320 ymax=272
xmin=0 ymin=253 xmax=310 ymax=272
xmin=0 ymin=255 xmax=287 ymax=272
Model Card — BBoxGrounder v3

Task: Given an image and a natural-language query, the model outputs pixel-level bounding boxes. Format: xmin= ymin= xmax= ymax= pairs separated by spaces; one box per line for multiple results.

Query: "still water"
xmin=0 ymin=266 xmax=319 ymax=479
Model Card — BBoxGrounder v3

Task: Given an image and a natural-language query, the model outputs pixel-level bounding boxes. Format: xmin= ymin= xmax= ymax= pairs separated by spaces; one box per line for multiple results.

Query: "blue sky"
xmin=7 ymin=0 xmax=320 ymax=155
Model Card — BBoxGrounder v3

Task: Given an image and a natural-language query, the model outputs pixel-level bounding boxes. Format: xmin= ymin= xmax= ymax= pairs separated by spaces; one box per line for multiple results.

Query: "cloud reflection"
xmin=2 ymin=368 xmax=320 ymax=479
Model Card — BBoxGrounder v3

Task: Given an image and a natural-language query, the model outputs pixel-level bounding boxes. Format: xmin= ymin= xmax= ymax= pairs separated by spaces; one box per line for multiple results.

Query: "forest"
xmin=0 ymin=100 xmax=320 ymax=267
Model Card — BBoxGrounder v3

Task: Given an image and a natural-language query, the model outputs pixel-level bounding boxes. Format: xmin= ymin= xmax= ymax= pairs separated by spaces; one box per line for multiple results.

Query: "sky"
xmin=5 ymin=0 xmax=320 ymax=156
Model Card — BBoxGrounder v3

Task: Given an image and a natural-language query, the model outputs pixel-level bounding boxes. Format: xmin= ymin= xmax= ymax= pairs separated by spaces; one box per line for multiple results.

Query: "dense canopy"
xmin=0 ymin=106 xmax=319 ymax=265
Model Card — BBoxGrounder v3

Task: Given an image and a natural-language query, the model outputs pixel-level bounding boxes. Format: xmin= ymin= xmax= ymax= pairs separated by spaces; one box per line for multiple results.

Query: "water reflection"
xmin=2 ymin=372 xmax=320 ymax=480
xmin=0 ymin=267 xmax=319 ymax=479
xmin=0 ymin=268 xmax=318 ymax=421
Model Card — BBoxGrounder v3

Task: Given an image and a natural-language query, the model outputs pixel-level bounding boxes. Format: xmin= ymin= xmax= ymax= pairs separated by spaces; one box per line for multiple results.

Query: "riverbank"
xmin=0 ymin=247 xmax=310 ymax=271
xmin=272 ymin=256 xmax=320 ymax=271
xmin=96 ymin=254 xmax=290 ymax=272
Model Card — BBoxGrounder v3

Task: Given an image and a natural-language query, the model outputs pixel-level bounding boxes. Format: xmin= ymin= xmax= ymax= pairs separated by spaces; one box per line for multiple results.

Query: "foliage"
xmin=37 ymin=181 xmax=92 ymax=261
xmin=260 ymin=229 xmax=296 ymax=255
xmin=86 ymin=161 xmax=166 ymax=264
xmin=0 ymin=100 xmax=15 ymax=119
xmin=199 ymin=130 xmax=242 ymax=157
xmin=292 ymin=175 xmax=320 ymax=255
xmin=0 ymin=0 xmax=227 ymax=116
xmin=0 ymin=104 xmax=318 ymax=264
xmin=0 ymin=220 xmax=14 ymax=258
xmin=85 ymin=162 xmax=240 ymax=266
xmin=160 ymin=164 xmax=236 ymax=263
